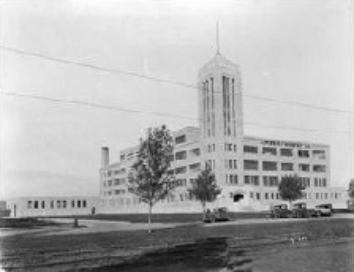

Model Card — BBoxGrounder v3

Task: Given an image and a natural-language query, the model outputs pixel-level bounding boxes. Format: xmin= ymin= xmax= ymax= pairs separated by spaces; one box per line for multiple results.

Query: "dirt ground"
xmin=0 ymin=216 xmax=354 ymax=271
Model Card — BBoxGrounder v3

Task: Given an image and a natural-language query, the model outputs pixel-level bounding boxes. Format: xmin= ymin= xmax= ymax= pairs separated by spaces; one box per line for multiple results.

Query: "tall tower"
xmin=198 ymin=26 xmax=244 ymax=187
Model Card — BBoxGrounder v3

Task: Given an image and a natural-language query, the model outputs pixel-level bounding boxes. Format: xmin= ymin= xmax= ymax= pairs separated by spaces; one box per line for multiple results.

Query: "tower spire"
xmin=216 ymin=21 xmax=220 ymax=55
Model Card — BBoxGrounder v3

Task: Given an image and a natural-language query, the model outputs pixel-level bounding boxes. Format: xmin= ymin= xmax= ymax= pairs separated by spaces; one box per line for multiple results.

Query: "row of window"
xmin=225 ymin=159 xmax=237 ymax=170
xmin=27 ymin=200 xmax=87 ymax=209
xmin=104 ymin=178 xmax=126 ymax=187
xmin=250 ymin=192 xmax=280 ymax=200
xmin=249 ymin=191 xmax=340 ymax=201
xmin=224 ymin=175 xmax=325 ymax=188
xmin=105 ymin=168 xmax=126 ymax=178
xmin=225 ymin=143 xmax=237 ymax=152
xmin=104 ymin=189 xmax=126 ymax=196
xmin=244 ymin=160 xmax=326 ymax=172
xmin=103 ymin=190 xmax=342 ymax=207
xmin=244 ymin=145 xmax=326 ymax=159
xmin=120 ymin=151 xmax=139 ymax=162
xmin=174 ymin=148 xmax=201 ymax=161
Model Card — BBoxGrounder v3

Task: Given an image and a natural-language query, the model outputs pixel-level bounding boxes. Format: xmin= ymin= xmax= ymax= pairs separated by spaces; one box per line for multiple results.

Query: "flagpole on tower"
xmin=216 ymin=21 xmax=220 ymax=55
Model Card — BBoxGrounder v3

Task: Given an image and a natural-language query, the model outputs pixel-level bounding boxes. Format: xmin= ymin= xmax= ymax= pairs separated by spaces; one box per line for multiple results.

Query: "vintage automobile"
xmin=270 ymin=204 xmax=292 ymax=218
xmin=314 ymin=203 xmax=332 ymax=216
xmin=203 ymin=207 xmax=230 ymax=223
xmin=291 ymin=202 xmax=319 ymax=218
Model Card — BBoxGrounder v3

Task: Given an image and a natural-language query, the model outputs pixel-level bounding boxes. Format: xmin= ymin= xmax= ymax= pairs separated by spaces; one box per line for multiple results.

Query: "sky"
xmin=0 ymin=0 xmax=353 ymax=199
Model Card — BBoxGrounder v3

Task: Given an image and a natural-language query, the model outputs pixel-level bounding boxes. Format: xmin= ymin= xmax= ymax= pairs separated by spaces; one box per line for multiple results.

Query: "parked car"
xmin=291 ymin=202 xmax=318 ymax=218
xmin=270 ymin=204 xmax=292 ymax=218
xmin=203 ymin=207 xmax=230 ymax=223
xmin=314 ymin=204 xmax=332 ymax=216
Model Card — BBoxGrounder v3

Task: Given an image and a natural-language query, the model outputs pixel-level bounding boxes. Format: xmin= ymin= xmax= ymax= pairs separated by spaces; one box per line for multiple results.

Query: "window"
xmin=314 ymin=178 xmax=318 ymax=187
xmin=262 ymin=161 xmax=277 ymax=171
xmin=298 ymin=150 xmax=309 ymax=158
xmin=264 ymin=176 xmax=279 ymax=186
xmin=34 ymin=200 xmax=39 ymax=209
xmin=50 ymin=201 xmax=54 ymax=208
xmin=244 ymin=175 xmax=259 ymax=186
xmin=190 ymin=148 xmax=200 ymax=156
xmin=280 ymin=148 xmax=293 ymax=157
xmin=189 ymin=163 xmax=201 ymax=172
xmin=312 ymin=150 xmax=326 ymax=160
xmin=228 ymin=174 xmax=238 ymax=185
xmin=299 ymin=177 xmax=310 ymax=188
xmin=63 ymin=200 xmax=67 ymax=208
xmin=263 ymin=176 xmax=268 ymax=186
xmin=249 ymin=192 xmax=254 ymax=198
xmin=224 ymin=143 xmax=233 ymax=151
xmin=71 ymin=200 xmax=75 ymax=208
xmin=175 ymin=135 xmax=186 ymax=144
xmin=281 ymin=163 xmax=293 ymax=171
xmin=77 ymin=200 xmax=81 ymax=208
xmin=269 ymin=176 xmax=279 ymax=186
xmin=323 ymin=178 xmax=327 ymax=187
xmin=256 ymin=193 xmax=260 ymax=200
xmin=244 ymin=145 xmax=258 ymax=154
xmin=265 ymin=193 xmax=269 ymax=200
xmin=299 ymin=164 xmax=310 ymax=172
xmin=120 ymin=154 xmax=125 ymax=161
xmin=27 ymin=201 xmax=32 ymax=209
xmin=41 ymin=201 xmax=45 ymax=209
xmin=175 ymin=151 xmax=187 ymax=160
xmin=56 ymin=200 xmax=61 ymax=209
xmin=262 ymin=147 xmax=277 ymax=155
xmin=244 ymin=160 xmax=258 ymax=170
xmin=175 ymin=166 xmax=187 ymax=175
xmin=83 ymin=200 xmax=87 ymax=208
xmin=313 ymin=165 xmax=326 ymax=172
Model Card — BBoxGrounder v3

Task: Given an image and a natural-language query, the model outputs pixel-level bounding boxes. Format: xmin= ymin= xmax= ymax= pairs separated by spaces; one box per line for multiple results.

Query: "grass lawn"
xmin=1 ymin=218 xmax=354 ymax=271
xmin=42 ymin=211 xmax=269 ymax=223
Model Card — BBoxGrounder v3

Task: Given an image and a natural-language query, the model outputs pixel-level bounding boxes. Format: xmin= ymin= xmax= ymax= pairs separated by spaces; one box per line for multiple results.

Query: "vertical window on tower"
xmin=222 ymin=76 xmax=231 ymax=136
xmin=232 ymin=78 xmax=236 ymax=137
xmin=211 ymin=77 xmax=215 ymax=137
xmin=203 ymin=81 xmax=207 ymax=137
xmin=222 ymin=76 xmax=227 ymax=136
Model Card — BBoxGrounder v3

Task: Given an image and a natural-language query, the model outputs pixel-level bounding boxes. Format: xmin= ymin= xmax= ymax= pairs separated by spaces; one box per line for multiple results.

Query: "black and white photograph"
xmin=0 ymin=0 xmax=353 ymax=271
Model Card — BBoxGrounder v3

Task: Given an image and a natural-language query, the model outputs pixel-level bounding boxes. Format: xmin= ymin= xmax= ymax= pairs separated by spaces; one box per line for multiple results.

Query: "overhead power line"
xmin=1 ymin=89 xmax=352 ymax=134
xmin=1 ymin=44 xmax=353 ymax=116
xmin=0 ymin=90 xmax=197 ymax=121
xmin=0 ymin=45 xmax=196 ymax=89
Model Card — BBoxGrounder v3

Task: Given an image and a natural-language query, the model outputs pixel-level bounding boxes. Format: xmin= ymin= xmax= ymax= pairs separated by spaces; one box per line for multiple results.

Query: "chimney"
xmin=101 ymin=147 xmax=109 ymax=168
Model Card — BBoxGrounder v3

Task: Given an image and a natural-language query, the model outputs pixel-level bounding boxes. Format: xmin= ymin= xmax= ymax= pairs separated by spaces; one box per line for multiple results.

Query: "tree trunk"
xmin=202 ymin=202 xmax=206 ymax=216
xmin=147 ymin=203 xmax=152 ymax=233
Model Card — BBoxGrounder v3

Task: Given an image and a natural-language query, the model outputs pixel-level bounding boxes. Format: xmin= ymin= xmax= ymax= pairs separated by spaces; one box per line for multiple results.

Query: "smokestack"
xmin=101 ymin=147 xmax=109 ymax=168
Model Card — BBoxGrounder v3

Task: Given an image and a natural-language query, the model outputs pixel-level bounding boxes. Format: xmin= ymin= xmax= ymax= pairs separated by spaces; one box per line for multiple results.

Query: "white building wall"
xmin=6 ymin=196 xmax=98 ymax=218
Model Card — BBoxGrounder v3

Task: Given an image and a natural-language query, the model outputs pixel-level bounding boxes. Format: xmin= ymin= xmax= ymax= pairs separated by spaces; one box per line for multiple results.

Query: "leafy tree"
xmin=348 ymin=179 xmax=354 ymax=199
xmin=128 ymin=125 xmax=176 ymax=232
xmin=278 ymin=175 xmax=304 ymax=208
xmin=188 ymin=164 xmax=221 ymax=216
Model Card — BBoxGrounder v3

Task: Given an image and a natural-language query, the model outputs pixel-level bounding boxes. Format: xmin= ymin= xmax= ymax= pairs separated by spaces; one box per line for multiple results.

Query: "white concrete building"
xmin=6 ymin=196 xmax=98 ymax=218
xmin=98 ymin=51 xmax=348 ymax=213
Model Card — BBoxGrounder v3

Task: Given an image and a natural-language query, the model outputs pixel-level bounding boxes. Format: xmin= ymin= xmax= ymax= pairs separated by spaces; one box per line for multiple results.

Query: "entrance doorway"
xmin=233 ymin=194 xmax=244 ymax=202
